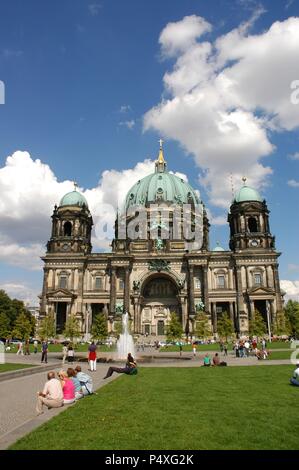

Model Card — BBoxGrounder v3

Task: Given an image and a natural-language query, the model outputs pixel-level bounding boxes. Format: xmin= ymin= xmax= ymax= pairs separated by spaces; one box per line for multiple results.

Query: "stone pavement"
xmin=0 ymin=350 xmax=293 ymax=449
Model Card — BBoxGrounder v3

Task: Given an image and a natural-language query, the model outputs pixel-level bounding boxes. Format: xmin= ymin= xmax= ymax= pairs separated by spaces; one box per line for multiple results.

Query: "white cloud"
xmin=288 ymin=179 xmax=299 ymax=188
xmin=0 ymin=150 xmax=189 ymax=267
xmin=119 ymin=120 xmax=135 ymax=130
xmin=280 ymin=280 xmax=299 ymax=301
xmin=0 ymin=283 xmax=40 ymax=306
xmin=88 ymin=3 xmax=102 ymax=16
xmin=288 ymin=264 xmax=299 ymax=272
xmin=144 ymin=15 xmax=299 ymax=208
xmin=159 ymin=15 xmax=212 ymax=58
xmin=289 ymin=152 xmax=299 ymax=160
xmin=119 ymin=105 xmax=131 ymax=113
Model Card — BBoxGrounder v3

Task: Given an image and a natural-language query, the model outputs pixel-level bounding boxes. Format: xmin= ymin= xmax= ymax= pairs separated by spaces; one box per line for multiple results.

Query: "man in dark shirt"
xmin=213 ymin=353 xmax=220 ymax=366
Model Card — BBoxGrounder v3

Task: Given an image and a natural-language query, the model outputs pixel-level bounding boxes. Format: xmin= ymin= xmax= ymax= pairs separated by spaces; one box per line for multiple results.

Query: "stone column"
xmin=273 ymin=264 xmax=283 ymax=311
xmin=188 ymin=265 xmax=195 ymax=316
xmin=40 ymin=268 xmax=49 ymax=315
xmin=109 ymin=267 xmax=116 ymax=315
xmin=203 ymin=266 xmax=209 ymax=313
xmin=124 ymin=267 xmax=130 ymax=313
xmin=235 ymin=266 xmax=244 ymax=334
xmin=133 ymin=298 xmax=139 ymax=333
xmin=212 ymin=302 xmax=217 ymax=334
xmin=229 ymin=302 xmax=234 ymax=325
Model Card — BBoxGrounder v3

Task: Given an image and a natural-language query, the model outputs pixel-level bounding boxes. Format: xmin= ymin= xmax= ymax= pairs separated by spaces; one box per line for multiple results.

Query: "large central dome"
xmin=125 ymin=145 xmax=200 ymax=210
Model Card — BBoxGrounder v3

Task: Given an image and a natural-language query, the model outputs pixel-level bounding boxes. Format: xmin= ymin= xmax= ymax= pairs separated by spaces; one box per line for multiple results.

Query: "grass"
xmin=10 ymin=365 xmax=299 ymax=450
xmin=268 ymin=350 xmax=293 ymax=360
xmin=160 ymin=341 xmax=290 ymax=353
xmin=0 ymin=363 xmax=35 ymax=373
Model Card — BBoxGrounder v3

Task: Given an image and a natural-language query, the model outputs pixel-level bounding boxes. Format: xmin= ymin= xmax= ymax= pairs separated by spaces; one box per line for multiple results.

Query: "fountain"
xmin=117 ymin=312 xmax=135 ymax=359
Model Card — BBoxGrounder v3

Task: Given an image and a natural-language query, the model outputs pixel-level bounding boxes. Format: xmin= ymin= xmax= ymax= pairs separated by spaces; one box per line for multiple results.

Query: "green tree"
xmin=273 ymin=310 xmax=291 ymax=336
xmin=284 ymin=300 xmax=299 ymax=338
xmin=63 ymin=315 xmax=81 ymax=342
xmin=217 ymin=312 xmax=234 ymax=342
xmin=249 ymin=311 xmax=267 ymax=339
xmin=91 ymin=314 xmax=108 ymax=341
xmin=38 ymin=313 xmax=56 ymax=340
xmin=195 ymin=312 xmax=211 ymax=341
xmin=166 ymin=313 xmax=183 ymax=343
xmin=12 ymin=312 xmax=32 ymax=340
xmin=0 ymin=312 xmax=11 ymax=338
xmin=113 ymin=320 xmax=122 ymax=337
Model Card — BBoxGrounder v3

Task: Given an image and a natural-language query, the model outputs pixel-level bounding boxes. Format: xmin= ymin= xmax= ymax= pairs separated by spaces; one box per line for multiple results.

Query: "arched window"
xmin=248 ymin=217 xmax=258 ymax=233
xmin=64 ymin=221 xmax=72 ymax=236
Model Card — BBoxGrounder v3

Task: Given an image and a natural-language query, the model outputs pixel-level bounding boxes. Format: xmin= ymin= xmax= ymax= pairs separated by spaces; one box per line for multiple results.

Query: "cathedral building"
xmin=40 ymin=143 xmax=283 ymax=337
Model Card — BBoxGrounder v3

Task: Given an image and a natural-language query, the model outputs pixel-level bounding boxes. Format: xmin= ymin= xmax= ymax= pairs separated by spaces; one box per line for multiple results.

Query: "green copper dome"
xmin=234 ymin=185 xmax=263 ymax=203
xmin=125 ymin=146 xmax=200 ymax=210
xmin=60 ymin=190 xmax=88 ymax=208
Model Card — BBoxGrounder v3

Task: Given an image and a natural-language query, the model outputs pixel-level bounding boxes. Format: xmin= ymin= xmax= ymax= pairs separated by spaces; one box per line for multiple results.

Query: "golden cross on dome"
xmin=158 ymin=138 xmax=164 ymax=149
xmin=242 ymin=176 xmax=247 ymax=185
xmin=74 ymin=181 xmax=78 ymax=191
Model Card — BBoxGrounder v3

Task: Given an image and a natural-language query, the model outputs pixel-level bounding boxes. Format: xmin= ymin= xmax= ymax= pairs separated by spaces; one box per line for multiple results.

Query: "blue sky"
xmin=0 ymin=0 xmax=299 ymax=304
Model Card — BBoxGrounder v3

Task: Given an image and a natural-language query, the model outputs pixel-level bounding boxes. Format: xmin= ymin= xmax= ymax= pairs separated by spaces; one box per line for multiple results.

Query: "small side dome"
xmin=60 ymin=189 xmax=88 ymax=208
xmin=213 ymin=242 xmax=225 ymax=252
xmin=234 ymin=178 xmax=263 ymax=203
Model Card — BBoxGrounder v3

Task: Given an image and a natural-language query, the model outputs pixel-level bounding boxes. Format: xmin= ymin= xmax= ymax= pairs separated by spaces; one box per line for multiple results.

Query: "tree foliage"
xmin=166 ymin=313 xmax=183 ymax=342
xmin=195 ymin=312 xmax=211 ymax=340
xmin=273 ymin=310 xmax=291 ymax=336
xmin=217 ymin=312 xmax=234 ymax=341
xmin=12 ymin=313 xmax=33 ymax=340
xmin=63 ymin=315 xmax=81 ymax=342
xmin=0 ymin=290 xmax=35 ymax=339
xmin=38 ymin=313 xmax=56 ymax=340
xmin=284 ymin=300 xmax=299 ymax=337
xmin=91 ymin=314 xmax=108 ymax=341
xmin=249 ymin=311 xmax=267 ymax=338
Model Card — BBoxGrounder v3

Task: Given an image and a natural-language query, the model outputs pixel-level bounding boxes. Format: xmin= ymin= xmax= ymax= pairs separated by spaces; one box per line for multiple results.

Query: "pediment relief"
xmin=46 ymin=288 xmax=76 ymax=298
xmin=247 ymin=286 xmax=275 ymax=295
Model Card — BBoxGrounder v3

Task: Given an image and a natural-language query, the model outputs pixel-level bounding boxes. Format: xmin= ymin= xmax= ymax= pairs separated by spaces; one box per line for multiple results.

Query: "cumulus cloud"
xmin=0 ymin=150 xmax=189 ymax=267
xmin=88 ymin=3 xmax=102 ymax=16
xmin=280 ymin=280 xmax=299 ymax=301
xmin=0 ymin=282 xmax=40 ymax=306
xmin=288 ymin=179 xmax=299 ymax=188
xmin=144 ymin=14 xmax=299 ymax=208
xmin=289 ymin=152 xmax=299 ymax=160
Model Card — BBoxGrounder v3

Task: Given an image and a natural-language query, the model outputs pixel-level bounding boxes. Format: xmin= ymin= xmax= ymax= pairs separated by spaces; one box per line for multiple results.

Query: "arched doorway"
xmin=140 ymin=275 xmax=181 ymax=336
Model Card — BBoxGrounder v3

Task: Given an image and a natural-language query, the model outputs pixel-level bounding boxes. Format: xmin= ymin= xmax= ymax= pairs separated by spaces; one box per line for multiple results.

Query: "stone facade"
xmin=40 ymin=150 xmax=283 ymax=338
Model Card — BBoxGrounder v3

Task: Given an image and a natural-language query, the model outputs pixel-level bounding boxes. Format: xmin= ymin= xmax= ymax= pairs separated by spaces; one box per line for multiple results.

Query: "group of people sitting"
xmin=36 ymin=365 xmax=93 ymax=415
xmin=203 ymin=353 xmax=227 ymax=367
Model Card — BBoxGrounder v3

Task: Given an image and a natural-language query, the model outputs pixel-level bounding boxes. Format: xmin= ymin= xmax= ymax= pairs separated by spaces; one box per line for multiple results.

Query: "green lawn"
xmin=10 ymin=365 xmax=298 ymax=450
xmin=0 ymin=363 xmax=35 ymax=373
xmin=268 ymin=350 xmax=293 ymax=360
xmin=160 ymin=341 xmax=290 ymax=353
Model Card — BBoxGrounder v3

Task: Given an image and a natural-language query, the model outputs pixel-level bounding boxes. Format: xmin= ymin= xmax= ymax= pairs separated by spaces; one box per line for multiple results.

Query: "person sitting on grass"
xmin=290 ymin=362 xmax=299 ymax=386
xmin=74 ymin=365 xmax=93 ymax=395
xmin=58 ymin=370 xmax=75 ymax=405
xmin=212 ymin=353 xmax=220 ymax=366
xmin=103 ymin=353 xmax=137 ymax=379
xmin=203 ymin=353 xmax=211 ymax=367
xmin=67 ymin=368 xmax=84 ymax=400
xmin=36 ymin=371 xmax=63 ymax=416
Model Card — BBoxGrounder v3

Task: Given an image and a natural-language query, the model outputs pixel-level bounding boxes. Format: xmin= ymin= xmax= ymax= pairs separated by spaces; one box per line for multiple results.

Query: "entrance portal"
xmin=157 ymin=320 xmax=165 ymax=335
xmin=56 ymin=302 xmax=67 ymax=334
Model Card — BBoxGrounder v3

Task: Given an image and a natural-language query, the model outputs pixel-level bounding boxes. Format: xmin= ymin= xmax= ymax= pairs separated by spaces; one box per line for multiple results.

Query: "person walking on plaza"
xmin=16 ymin=340 xmax=24 ymax=356
xmin=88 ymin=341 xmax=97 ymax=371
xmin=41 ymin=340 xmax=48 ymax=363
xmin=25 ymin=339 xmax=30 ymax=355
xmin=36 ymin=371 xmax=63 ymax=415
xmin=224 ymin=344 xmax=228 ymax=356
xmin=62 ymin=344 xmax=68 ymax=364
xmin=192 ymin=342 xmax=197 ymax=358
xmin=33 ymin=340 xmax=38 ymax=354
